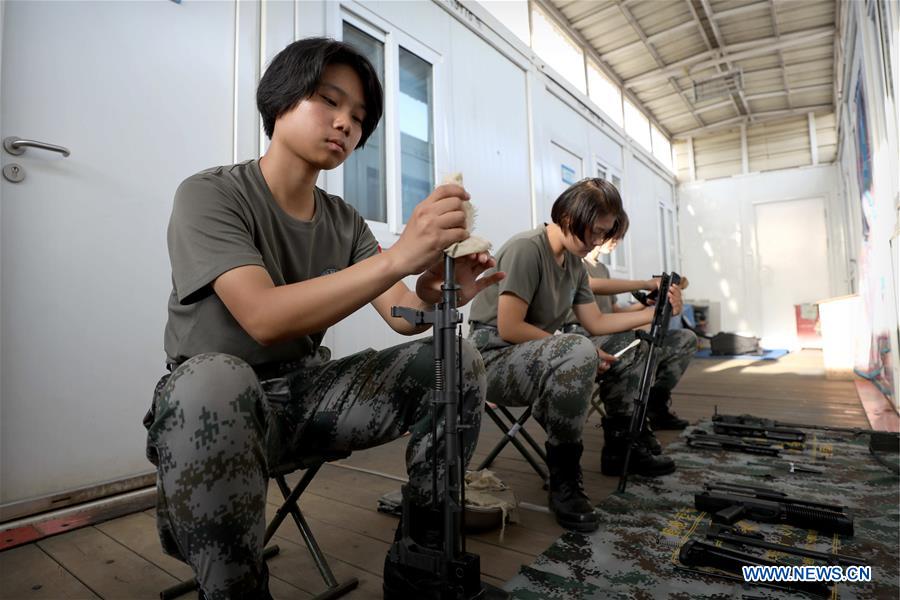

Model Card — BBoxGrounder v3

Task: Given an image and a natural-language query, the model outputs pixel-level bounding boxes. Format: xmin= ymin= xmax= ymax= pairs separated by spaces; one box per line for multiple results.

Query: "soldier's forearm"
xmin=584 ymin=308 xmax=652 ymax=336
xmin=589 ymin=277 xmax=655 ymax=295
xmin=498 ymin=319 xmax=551 ymax=345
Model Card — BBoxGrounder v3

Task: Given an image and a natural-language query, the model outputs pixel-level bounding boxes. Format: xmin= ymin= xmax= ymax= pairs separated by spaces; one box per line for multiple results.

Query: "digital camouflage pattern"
xmin=564 ymin=325 xmax=697 ymax=417
xmin=470 ymin=329 xmax=599 ymax=444
xmin=144 ymin=339 xmax=485 ymax=599
xmin=504 ymin=418 xmax=899 ymax=599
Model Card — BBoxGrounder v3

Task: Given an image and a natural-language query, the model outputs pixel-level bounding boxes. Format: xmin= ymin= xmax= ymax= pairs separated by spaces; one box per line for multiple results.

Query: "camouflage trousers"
xmin=143 ymin=339 xmax=485 ymax=599
xmin=566 ymin=325 xmax=697 ymax=417
xmin=469 ymin=327 xmax=599 ymax=444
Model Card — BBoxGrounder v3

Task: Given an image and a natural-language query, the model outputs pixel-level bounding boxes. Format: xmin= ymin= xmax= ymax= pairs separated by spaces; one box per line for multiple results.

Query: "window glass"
xmin=531 ymin=5 xmax=586 ymax=94
xmin=477 ymin=1 xmax=530 ymax=46
xmin=342 ymin=23 xmax=387 ymax=222
xmin=399 ymin=48 xmax=434 ymax=223
xmin=624 ymin=98 xmax=652 ymax=152
xmin=651 ymin=124 xmax=673 ymax=171
xmin=587 ymin=61 xmax=623 ymax=127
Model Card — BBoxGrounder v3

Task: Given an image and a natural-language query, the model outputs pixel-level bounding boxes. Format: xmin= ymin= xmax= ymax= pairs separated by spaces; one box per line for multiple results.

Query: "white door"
xmin=544 ymin=141 xmax=582 ymax=221
xmin=1 ymin=1 xmax=245 ymax=509
xmin=754 ymin=197 xmax=830 ymax=349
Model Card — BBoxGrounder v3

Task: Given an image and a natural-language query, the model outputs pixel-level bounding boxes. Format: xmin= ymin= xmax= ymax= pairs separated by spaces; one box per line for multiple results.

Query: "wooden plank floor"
xmin=0 ymin=350 xmax=875 ymax=599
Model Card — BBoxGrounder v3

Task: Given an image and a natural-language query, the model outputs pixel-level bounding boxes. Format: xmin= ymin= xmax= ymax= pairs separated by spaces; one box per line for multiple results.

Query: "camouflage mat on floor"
xmin=503 ymin=418 xmax=899 ymax=599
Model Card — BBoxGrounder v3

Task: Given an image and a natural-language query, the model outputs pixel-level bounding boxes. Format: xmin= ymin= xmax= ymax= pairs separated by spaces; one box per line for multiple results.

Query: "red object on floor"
xmin=0 ymin=525 xmax=42 ymax=550
xmin=0 ymin=513 xmax=92 ymax=551
xmin=794 ymin=304 xmax=822 ymax=348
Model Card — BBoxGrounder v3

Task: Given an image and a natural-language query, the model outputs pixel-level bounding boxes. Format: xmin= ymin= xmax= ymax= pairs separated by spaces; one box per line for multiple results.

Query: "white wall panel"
xmin=816 ymin=112 xmax=837 ymax=164
xmin=694 ymin=129 xmax=742 ymax=180
xmin=834 ymin=0 xmax=900 ymax=407
xmin=626 ymin=156 xmax=667 ymax=282
xmin=533 ymin=88 xmax=591 ymax=223
xmin=673 ymin=139 xmax=692 ymax=182
xmin=0 ymin=0 xmax=244 ymax=505
xmin=589 ymin=127 xmax=624 ymax=173
xmin=747 ymin=115 xmax=812 ymax=172
xmin=677 ymin=165 xmax=845 ymax=341
xmin=680 ymin=112 xmax=837 ymax=182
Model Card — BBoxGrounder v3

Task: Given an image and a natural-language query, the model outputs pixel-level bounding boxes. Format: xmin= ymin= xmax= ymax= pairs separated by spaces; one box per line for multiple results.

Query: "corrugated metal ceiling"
xmin=546 ymin=0 xmax=836 ymax=138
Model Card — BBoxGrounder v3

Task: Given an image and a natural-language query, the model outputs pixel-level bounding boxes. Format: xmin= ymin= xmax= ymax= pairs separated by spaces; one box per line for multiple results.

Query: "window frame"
xmin=338 ymin=17 xmax=390 ymax=229
xmin=329 ymin=4 xmax=441 ymax=241
xmin=393 ymin=37 xmax=439 ymax=231
xmin=594 ymin=159 xmax=627 ymax=271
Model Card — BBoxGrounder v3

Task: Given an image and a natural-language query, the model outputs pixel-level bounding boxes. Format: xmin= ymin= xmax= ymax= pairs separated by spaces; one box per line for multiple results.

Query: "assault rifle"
xmin=712 ymin=421 xmax=806 ymax=443
xmin=388 ymin=254 xmax=508 ymax=600
xmin=679 ymin=539 xmax=832 ymax=597
xmin=705 ymin=523 xmax=865 ymax=567
xmin=617 ymin=271 xmax=681 ymax=493
xmin=686 ymin=430 xmax=782 ymax=456
xmin=712 ymin=408 xmax=872 ymax=436
xmin=695 ymin=481 xmax=854 ymax=536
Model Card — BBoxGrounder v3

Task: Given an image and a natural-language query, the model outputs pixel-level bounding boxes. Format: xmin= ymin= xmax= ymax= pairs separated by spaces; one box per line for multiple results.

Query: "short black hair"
xmin=606 ymin=207 xmax=630 ymax=242
xmin=550 ymin=178 xmax=627 ymax=245
xmin=257 ymin=37 xmax=383 ymax=147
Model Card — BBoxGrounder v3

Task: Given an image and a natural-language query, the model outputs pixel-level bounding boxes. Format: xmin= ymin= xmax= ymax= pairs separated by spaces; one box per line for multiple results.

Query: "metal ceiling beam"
xmin=685 ymin=30 xmax=834 ymax=75
xmin=746 ymin=83 xmax=832 ymax=100
xmin=601 ymin=19 xmax=698 ymax=60
xmin=651 ymin=98 xmax=732 ymax=122
xmin=832 ymin=0 xmax=846 ymax=120
xmin=658 ymin=83 xmax=832 ymax=122
xmin=672 ymin=103 xmax=832 ymax=139
xmin=693 ymin=98 xmax=736 ymax=114
xmin=568 ymin=3 xmax=620 ymax=29
xmin=635 ymin=58 xmax=832 ymax=105
xmin=614 ymin=2 xmax=705 ymax=128
xmin=768 ymin=0 xmax=792 ymax=110
xmin=625 ymin=27 xmax=835 ymax=89
xmin=710 ymin=1 xmax=771 ymax=21
xmin=683 ymin=0 xmax=743 ymax=122
xmin=696 ymin=0 xmax=752 ymax=116
xmin=743 ymin=59 xmax=833 ymax=80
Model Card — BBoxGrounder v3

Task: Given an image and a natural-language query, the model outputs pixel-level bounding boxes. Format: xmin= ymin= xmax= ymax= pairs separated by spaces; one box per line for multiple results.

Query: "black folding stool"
xmin=160 ymin=451 xmax=359 ymax=600
xmin=476 ymin=402 xmax=548 ymax=484
xmin=586 ymin=384 xmax=606 ymax=419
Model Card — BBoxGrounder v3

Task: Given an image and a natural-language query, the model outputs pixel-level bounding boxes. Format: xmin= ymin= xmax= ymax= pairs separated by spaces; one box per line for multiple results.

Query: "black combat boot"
xmin=545 ymin=442 xmax=599 ymax=533
xmin=600 ymin=416 xmax=676 ymax=477
xmin=641 ymin=418 xmax=663 ymax=455
xmin=646 ymin=387 xmax=689 ymax=430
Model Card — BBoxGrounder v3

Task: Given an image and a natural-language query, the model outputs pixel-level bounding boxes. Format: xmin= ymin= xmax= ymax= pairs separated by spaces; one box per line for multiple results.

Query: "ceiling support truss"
xmin=615 ymin=2 xmax=706 ymax=128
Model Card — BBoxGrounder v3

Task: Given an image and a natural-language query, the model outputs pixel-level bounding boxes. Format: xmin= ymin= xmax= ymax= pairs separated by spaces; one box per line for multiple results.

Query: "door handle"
xmin=3 ymin=136 xmax=70 ymax=157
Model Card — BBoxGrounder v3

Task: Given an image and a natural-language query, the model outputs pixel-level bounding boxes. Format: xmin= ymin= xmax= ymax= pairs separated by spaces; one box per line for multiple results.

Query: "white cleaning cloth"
xmin=442 ymin=172 xmax=492 ymax=257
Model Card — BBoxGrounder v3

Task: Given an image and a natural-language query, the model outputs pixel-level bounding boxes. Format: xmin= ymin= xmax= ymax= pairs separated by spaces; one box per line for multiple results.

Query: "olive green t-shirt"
xmin=584 ymin=260 xmax=615 ymax=314
xmin=468 ymin=225 xmax=594 ymax=335
xmin=562 ymin=259 xmax=615 ymax=325
xmin=164 ymin=159 xmax=379 ymax=367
